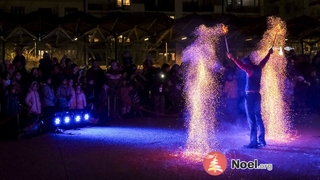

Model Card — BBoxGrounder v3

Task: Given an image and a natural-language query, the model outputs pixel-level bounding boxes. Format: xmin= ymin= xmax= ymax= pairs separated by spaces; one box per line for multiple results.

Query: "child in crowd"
xmin=75 ymin=85 xmax=87 ymax=110
xmin=24 ymin=81 xmax=41 ymax=132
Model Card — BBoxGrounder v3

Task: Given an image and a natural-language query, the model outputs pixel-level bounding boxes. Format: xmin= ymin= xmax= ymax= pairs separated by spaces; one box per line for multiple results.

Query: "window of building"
xmin=38 ymin=50 xmax=52 ymax=57
xmin=38 ymin=8 xmax=52 ymax=14
xmin=117 ymin=35 xmax=130 ymax=43
xmin=145 ymin=0 xmax=157 ymax=11
xmin=170 ymin=53 xmax=175 ymax=61
xmin=227 ymin=0 xmax=259 ymax=7
xmin=65 ymin=8 xmax=78 ymax=16
xmin=158 ymin=0 xmax=174 ymax=11
xmin=11 ymin=6 xmax=25 ymax=16
xmin=132 ymin=0 xmax=144 ymax=3
xmin=242 ymin=0 xmax=259 ymax=7
xmin=88 ymin=35 xmax=99 ymax=43
xmin=88 ymin=3 xmax=103 ymax=11
xmin=226 ymin=0 xmax=260 ymax=12
xmin=183 ymin=0 xmax=199 ymax=12
xmin=117 ymin=0 xmax=131 ymax=7
xmin=227 ymin=0 xmax=241 ymax=9
xmin=200 ymin=0 xmax=215 ymax=11
xmin=270 ymin=0 xmax=280 ymax=3
xmin=213 ymin=0 xmax=222 ymax=5
xmin=183 ymin=0 xmax=214 ymax=12
xmin=158 ymin=52 xmax=175 ymax=61
xmin=309 ymin=0 xmax=320 ymax=6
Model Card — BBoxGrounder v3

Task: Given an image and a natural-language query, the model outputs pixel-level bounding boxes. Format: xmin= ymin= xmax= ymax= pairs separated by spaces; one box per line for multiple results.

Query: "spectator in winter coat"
xmin=24 ymin=81 xmax=42 ymax=132
xmin=40 ymin=76 xmax=56 ymax=129
xmin=56 ymin=77 xmax=73 ymax=111
xmin=25 ymin=81 xmax=41 ymax=115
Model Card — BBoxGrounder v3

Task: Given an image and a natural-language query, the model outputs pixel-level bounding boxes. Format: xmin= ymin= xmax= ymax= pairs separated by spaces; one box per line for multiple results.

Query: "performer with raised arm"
xmin=227 ymin=48 xmax=273 ymax=148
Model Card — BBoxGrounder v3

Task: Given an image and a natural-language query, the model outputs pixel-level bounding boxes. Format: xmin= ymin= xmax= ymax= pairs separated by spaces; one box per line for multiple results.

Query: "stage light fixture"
xmin=75 ymin=115 xmax=81 ymax=122
xmin=53 ymin=111 xmax=90 ymax=129
xmin=64 ymin=116 xmax=71 ymax=124
xmin=55 ymin=117 xmax=61 ymax=125
xmin=84 ymin=113 xmax=89 ymax=120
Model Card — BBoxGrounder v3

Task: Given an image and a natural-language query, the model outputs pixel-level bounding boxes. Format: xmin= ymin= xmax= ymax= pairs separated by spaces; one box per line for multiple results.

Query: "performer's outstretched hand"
xmin=269 ymin=48 xmax=273 ymax=54
xmin=227 ymin=52 xmax=232 ymax=59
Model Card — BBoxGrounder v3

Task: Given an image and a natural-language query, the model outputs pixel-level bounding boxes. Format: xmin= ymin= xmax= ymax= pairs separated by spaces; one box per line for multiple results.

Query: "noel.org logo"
xmin=202 ymin=151 xmax=227 ymax=176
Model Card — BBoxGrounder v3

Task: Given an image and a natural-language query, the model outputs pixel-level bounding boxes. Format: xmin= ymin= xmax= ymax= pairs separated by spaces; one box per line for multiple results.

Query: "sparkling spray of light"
xmin=182 ymin=24 xmax=224 ymax=159
xmin=251 ymin=16 xmax=292 ymax=141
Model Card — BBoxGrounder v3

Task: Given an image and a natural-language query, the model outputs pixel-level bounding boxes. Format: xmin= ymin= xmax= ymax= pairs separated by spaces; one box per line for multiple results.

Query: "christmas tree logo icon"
xmin=203 ymin=151 xmax=227 ymax=176
xmin=208 ymin=153 xmax=223 ymax=173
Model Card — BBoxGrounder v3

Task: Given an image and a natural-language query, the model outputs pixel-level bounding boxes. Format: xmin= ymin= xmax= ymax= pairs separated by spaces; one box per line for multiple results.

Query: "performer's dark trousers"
xmin=245 ymin=92 xmax=266 ymax=145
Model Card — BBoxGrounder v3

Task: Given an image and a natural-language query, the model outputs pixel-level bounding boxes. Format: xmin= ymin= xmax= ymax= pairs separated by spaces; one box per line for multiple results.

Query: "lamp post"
xmin=165 ymin=42 xmax=168 ymax=62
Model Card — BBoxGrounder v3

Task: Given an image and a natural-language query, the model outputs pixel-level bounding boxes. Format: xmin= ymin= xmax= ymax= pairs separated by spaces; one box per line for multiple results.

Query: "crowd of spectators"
xmin=1 ymin=47 xmax=319 ymax=138
xmin=0 ymin=49 xmax=184 ymax=138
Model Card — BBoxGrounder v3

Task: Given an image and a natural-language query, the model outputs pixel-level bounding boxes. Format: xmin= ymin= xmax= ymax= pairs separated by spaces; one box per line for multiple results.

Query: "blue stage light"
xmin=64 ymin=116 xmax=71 ymax=124
xmin=84 ymin=113 xmax=89 ymax=120
xmin=75 ymin=115 xmax=81 ymax=122
xmin=55 ymin=117 xmax=61 ymax=125
xmin=54 ymin=111 xmax=89 ymax=129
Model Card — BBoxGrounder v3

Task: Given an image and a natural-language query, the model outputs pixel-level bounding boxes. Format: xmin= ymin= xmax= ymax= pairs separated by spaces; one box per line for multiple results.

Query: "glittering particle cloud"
xmin=182 ymin=24 xmax=225 ymax=159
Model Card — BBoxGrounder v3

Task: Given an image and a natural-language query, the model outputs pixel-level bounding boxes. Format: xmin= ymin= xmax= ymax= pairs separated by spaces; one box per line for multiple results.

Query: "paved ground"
xmin=0 ymin=113 xmax=320 ymax=180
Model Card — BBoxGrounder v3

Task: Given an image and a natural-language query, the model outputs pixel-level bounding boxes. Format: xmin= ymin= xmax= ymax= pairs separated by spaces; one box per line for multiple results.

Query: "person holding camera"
xmin=150 ymin=64 xmax=170 ymax=116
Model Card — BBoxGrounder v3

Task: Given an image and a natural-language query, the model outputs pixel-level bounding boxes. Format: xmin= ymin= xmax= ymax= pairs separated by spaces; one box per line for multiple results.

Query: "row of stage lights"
xmin=54 ymin=111 xmax=90 ymax=127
